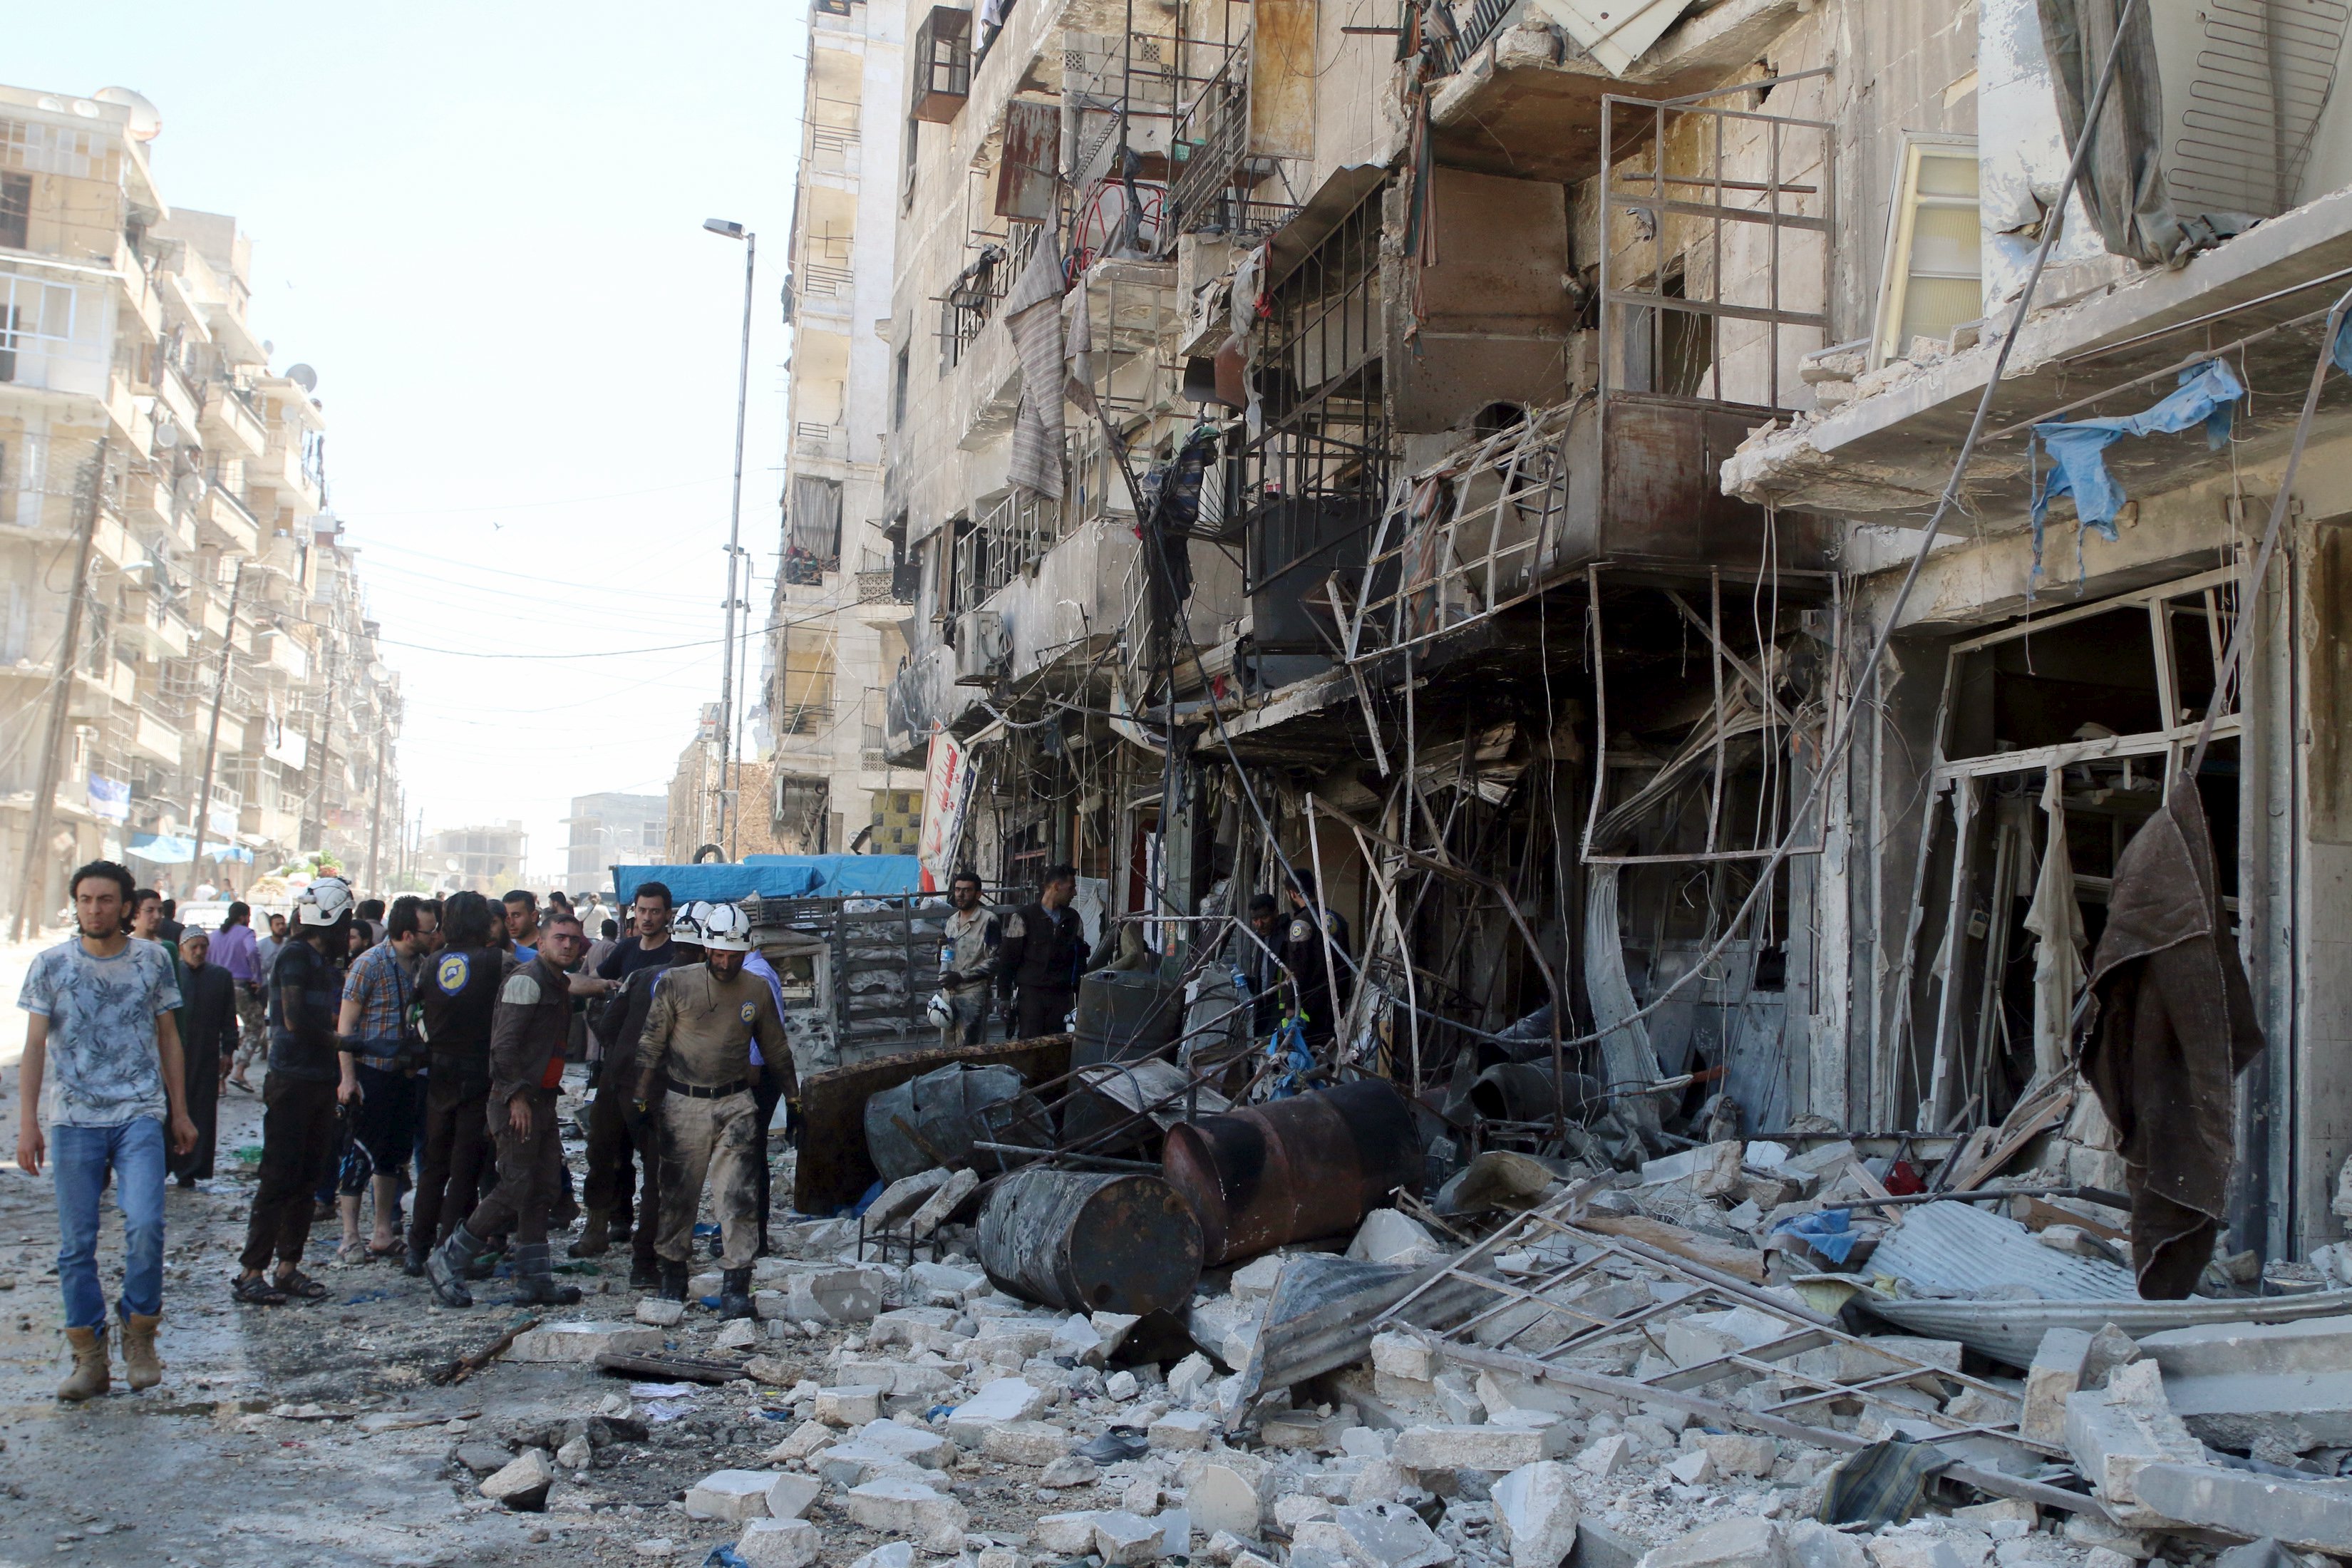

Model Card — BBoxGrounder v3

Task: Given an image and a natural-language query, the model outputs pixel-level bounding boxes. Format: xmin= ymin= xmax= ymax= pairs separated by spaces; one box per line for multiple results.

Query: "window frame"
xmin=1872 ymin=131 xmax=1982 ymax=370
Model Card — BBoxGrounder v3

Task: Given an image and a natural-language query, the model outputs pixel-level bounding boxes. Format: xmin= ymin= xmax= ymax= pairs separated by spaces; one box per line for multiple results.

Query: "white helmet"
xmin=924 ymin=990 xmax=955 ymax=1028
xmin=698 ymin=901 xmax=753 ymax=953
xmin=669 ymin=904 xmax=706 ymax=947
xmin=294 ymin=874 xmax=354 ymax=927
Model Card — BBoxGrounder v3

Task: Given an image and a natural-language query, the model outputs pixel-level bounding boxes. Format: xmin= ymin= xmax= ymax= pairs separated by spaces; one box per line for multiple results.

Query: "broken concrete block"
xmin=1091 ymin=1510 xmax=1163 ymax=1566
xmin=480 ymin=1448 xmax=555 ymax=1511
xmin=1033 ymin=1511 xmax=1106 ymax=1554
xmin=842 ymin=1476 xmax=969 ymax=1551
xmin=1783 ymin=1520 xmax=1868 ymax=1568
xmin=945 ymin=1376 xmax=1049 ymax=1445
xmin=1189 ymin=1461 xmax=1263 ymax=1537
xmin=909 ymin=1167 xmax=979 ymax=1235
xmin=1296 ymin=1502 xmax=1455 ymax=1568
xmin=908 ymin=1259 xmax=986 ymax=1304
xmin=1347 ymin=1456 xmax=1413 ymax=1505
xmin=1433 ymin=1370 xmax=1485 ymax=1425
xmin=865 ymin=1168 xmax=951 ymax=1229
xmin=1493 ymin=1460 xmax=1580 ymax=1568
xmin=1664 ymin=1448 xmax=1715 ymax=1485
xmin=848 ymin=1546 xmax=916 ymax=1568
xmin=1259 ymin=1404 xmax=1356 ymax=1452
xmin=1168 ymin=1351 xmax=1217 ymax=1405
xmin=505 ymin=1321 xmax=664 ymax=1364
xmin=804 ymin=1267 xmax=888 ymax=1324
xmin=634 ymin=1297 xmax=686 ymax=1327
xmin=2080 ymin=1323 xmax=2142 ymax=1388
xmin=2132 ymin=1462 xmax=2352 ymax=1556
xmin=1636 ymin=1517 xmax=1789 ymax=1568
xmin=555 ymin=1435 xmax=592 ymax=1470
xmin=1347 ymin=1208 xmax=1443 ymax=1266
xmin=1396 ymin=1422 xmax=1565 ymax=1471
xmin=1189 ymin=1293 xmax=1264 ymax=1370
xmin=2064 ymin=1360 xmax=2207 ymax=1526
xmin=1105 ymin=1368 xmax=1141 ymax=1402
xmin=1691 ymin=1430 xmax=1776 ymax=1476
xmin=815 ymin=1386 xmax=884 ymax=1426
xmin=1150 ymin=1409 xmax=1219 ymax=1451
xmin=686 ymin=1470 xmax=793 ymax=1522
xmin=763 ymin=1420 xmax=834 ymax=1463
xmin=1092 ymin=1309 xmax=1140 ymax=1358
xmin=1863 ymin=1527 xmax=1989 ymax=1568
xmin=1945 ymin=1386 xmax=2022 ymax=1428
xmin=1577 ymin=1433 xmax=1634 ymax=1476
xmin=713 ymin=1318 xmax=760 ymax=1352
xmin=763 ymin=1472 xmax=821 ymax=1520
xmin=850 ymin=1418 xmax=953 ymax=1470
xmin=1661 ymin=1306 xmax=1790 ymax=1370
xmin=982 ymin=1418 xmax=1070 ymax=1466
xmin=1371 ymin=1330 xmax=1435 ymax=1383
xmin=2021 ymin=1327 xmax=2094 ymax=1445
xmin=1051 ymin=1311 xmax=1107 ymax=1363
xmin=733 ymin=1517 xmax=819 ymax=1568
xmin=2140 ymin=1313 xmax=2352 ymax=1450
xmin=1041 ymin=1455 xmax=1098 ymax=1487
xmin=867 ymin=1305 xmax=956 ymax=1349
xmin=1230 ymin=1253 xmax=1286 ymax=1299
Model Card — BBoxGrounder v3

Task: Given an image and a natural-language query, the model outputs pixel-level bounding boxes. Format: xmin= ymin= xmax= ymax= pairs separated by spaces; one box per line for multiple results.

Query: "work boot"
xmin=426 ymin=1224 xmax=483 ymax=1309
xmin=658 ymin=1262 xmax=688 ymax=1304
xmin=463 ymin=1237 xmax=505 ymax=1281
xmin=567 ymin=1208 xmax=612 ymax=1259
xmin=120 ymin=1313 xmax=163 ymax=1391
xmin=629 ymin=1256 xmax=660 ymax=1292
xmin=717 ymin=1267 xmax=755 ymax=1320
xmin=401 ymin=1237 xmax=428 ymax=1278
xmin=512 ymin=1243 xmax=582 ymax=1307
xmin=58 ymin=1326 xmax=110 ymax=1401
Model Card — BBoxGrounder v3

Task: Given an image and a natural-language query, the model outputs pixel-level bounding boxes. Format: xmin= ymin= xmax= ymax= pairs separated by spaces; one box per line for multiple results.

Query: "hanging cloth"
xmin=1005 ymin=241 xmax=1068 ymax=500
xmin=2030 ymin=358 xmax=2244 ymax=569
xmin=2021 ymin=767 xmax=2086 ymax=1086
xmin=2035 ymin=0 xmax=2191 ymax=265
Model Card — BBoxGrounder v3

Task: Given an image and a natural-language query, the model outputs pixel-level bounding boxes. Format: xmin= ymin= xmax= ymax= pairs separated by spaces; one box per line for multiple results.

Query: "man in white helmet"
xmin=234 ymin=875 xmax=354 ymax=1305
xmin=630 ymin=902 xmax=790 ymax=1314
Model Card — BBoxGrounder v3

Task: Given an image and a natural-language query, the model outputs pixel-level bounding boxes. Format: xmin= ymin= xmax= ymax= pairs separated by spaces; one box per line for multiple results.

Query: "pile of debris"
xmin=471 ymin=1061 xmax=2352 ymax=1568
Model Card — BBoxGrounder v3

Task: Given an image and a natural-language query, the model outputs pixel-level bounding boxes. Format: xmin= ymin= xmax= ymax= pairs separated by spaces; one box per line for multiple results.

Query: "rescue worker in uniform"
xmin=577 ymin=908 xmax=706 ymax=1287
xmin=406 ymin=891 xmax=502 ymax=1276
xmin=1281 ymin=869 xmax=1351 ymax=1050
xmin=935 ymin=869 xmax=998 ymax=1047
xmin=426 ymin=910 xmax=587 ymax=1309
xmin=631 ymin=902 xmax=790 ymax=1316
xmin=994 ymin=863 xmax=1090 ymax=1040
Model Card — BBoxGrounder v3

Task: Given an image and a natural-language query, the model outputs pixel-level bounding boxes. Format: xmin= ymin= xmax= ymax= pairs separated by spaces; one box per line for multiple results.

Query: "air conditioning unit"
xmin=953 ymin=609 xmax=1009 ymax=686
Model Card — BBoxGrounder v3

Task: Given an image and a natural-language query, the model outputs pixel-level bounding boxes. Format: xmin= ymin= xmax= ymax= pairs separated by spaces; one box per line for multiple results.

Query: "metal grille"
xmin=2170 ymin=0 xmax=2349 ymax=220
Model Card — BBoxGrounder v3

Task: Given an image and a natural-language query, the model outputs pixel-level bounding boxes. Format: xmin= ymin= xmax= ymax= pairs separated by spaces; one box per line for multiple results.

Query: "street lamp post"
xmin=704 ymin=217 xmax=755 ymax=862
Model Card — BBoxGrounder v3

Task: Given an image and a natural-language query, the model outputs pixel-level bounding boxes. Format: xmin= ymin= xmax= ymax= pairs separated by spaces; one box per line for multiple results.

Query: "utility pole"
xmin=365 ymin=724 xmax=388 ymax=892
xmin=12 ymin=437 xmax=108 ymax=942
xmin=703 ymin=220 xmax=756 ymax=862
xmin=187 ymin=559 xmax=244 ymax=882
xmin=304 ymin=639 xmax=339 ymax=859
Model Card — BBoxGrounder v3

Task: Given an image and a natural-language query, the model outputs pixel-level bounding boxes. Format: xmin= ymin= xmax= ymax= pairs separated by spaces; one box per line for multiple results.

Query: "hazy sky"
xmin=16 ymin=1 xmax=810 ymax=885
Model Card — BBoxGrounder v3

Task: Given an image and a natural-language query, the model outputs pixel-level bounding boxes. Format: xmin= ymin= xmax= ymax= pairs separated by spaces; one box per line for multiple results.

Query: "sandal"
xmin=337 ymin=1242 xmax=368 ymax=1267
xmin=232 ymin=1273 xmax=287 ymax=1306
xmin=366 ymin=1240 xmax=404 ymax=1261
xmin=273 ymin=1269 xmax=331 ymax=1301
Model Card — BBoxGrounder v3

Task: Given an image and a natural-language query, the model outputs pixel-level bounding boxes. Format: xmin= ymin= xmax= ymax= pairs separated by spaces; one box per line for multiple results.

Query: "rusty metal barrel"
xmin=974 ymin=1168 xmax=1204 ymax=1317
xmin=1160 ymin=1077 xmax=1425 ymax=1267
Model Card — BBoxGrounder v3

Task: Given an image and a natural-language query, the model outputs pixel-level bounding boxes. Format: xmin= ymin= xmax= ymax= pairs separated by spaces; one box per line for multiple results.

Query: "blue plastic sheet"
xmin=1768 ymin=1206 xmax=1861 ymax=1264
xmin=609 ymin=855 xmax=923 ymax=907
xmin=2031 ymin=358 xmax=2245 ymax=571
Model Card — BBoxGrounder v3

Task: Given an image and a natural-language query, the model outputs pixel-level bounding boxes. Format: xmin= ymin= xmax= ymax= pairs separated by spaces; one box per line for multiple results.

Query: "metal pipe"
xmin=187 ymin=559 xmax=243 ymax=883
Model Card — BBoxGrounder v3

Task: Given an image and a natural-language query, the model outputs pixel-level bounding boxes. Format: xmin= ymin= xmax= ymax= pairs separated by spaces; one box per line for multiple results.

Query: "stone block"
xmin=763 ymin=1472 xmax=822 ymax=1519
xmin=1782 ymin=1520 xmax=1868 ymax=1568
xmin=1296 ymin=1502 xmax=1455 ymax=1568
xmin=734 ymin=1517 xmax=819 ymax=1568
xmin=805 ymin=1267 xmax=888 ymax=1323
xmin=2021 ymin=1328 xmax=2094 ymax=1445
xmin=1577 ymin=1433 xmax=1634 ymax=1476
xmin=1494 ymin=1460 xmax=1581 ymax=1568
xmin=634 ymin=1297 xmax=686 ymax=1327
xmin=1944 ymin=1387 xmax=2021 ymax=1428
xmin=1665 ymin=1449 xmax=1714 ymax=1485
xmin=1691 ymin=1430 xmax=1776 ymax=1476
xmin=686 ymin=1470 xmax=794 ymax=1522
xmin=2141 ymin=1313 xmax=2352 ymax=1450
xmin=1371 ymin=1330 xmax=1435 ymax=1383
xmin=1168 ymin=1351 xmax=1217 ymax=1404
xmin=842 ymin=1476 xmax=969 ymax=1551
xmin=1033 ymin=1511 xmax=1106 ymax=1554
xmin=1229 ymin=1254 xmax=1286 ymax=1299
xmin=1052 ymin=1311 xmax=1108 ymax=1363
xmin=983 ymin=1418 xmax=1071 ymax=1465
xmin=1041 ymin=1455 xmax=1098 ymax=1487
xmin=713 ymin=1319 xmax=760 ymax=1352
xmin=849 ymin=1547 xmax=915 ymax=1568
xmin=1151 ymin=1409 xmax=1219 ymax=1450
xmin=868 ymin=1306 xmax=957 ymax=1348
xmin=2063 ymin=1361 xmax=2206 ymax=1526
xmin=1864 ymin=1528 xmax=1989 ymax=1568
xmin=907 ymin=1167 xmax=979 ymax=1234
xmin=1348 ymin=1208 xmax=1443 ymax=1266
xmin=2132 ymin=1460 xmax=2352 ymax=1556
xmin=1259 ymin=1404 xmax=1356 ymax=1452
xmin=1636 ymin=1517 xmax=1789 ymax=1568
xmin=1092 ymin=1309 xmax=1141 ymax=1358
xmin=505 ymin=1321 xmax=664 ymax=1364
xmin=908 ymin=1259 xmax=987 ymax=1304
xmin=1092 ymin=1510 xmax=1163 ymax=1566
xmin=1348 ymin=1457 xmax=1413 ymax=1505
xmin=1190 ymin=1462 xmax=1262 ymax=1537
xmin=815 ymin=1386 xmax=884 ymax=1426
xmin=945 ymin=1376 xmax=1049 ymax=1445
xmin=480 ymin=1449 xmax=555 ymax=1511
xmin=865 ymin=1167 xmax=951 ymax=1229
xmin=1661 ymin=1306 xmax=1790 ymax=1371
xmin=1189 ymin=1294 xmax=1263 ymax=1370
xmin=1106 ymin=1368 xmax=1141 ymax=1401
xmin=763 ymin=1420 xmax=834 ymax=1463
xmin=850 ymin=1418 xmax=954 ymax=1469
xmin=813 ymin=1442 xmax=927 ymax=1490
xmin=1395 ymin=1422 xmax=1565 ymax=1471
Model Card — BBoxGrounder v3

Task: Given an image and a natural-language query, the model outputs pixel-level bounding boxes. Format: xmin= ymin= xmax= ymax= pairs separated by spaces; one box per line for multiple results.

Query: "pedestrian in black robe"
xmin=172 ymin=928 xmax=238 ymax=1185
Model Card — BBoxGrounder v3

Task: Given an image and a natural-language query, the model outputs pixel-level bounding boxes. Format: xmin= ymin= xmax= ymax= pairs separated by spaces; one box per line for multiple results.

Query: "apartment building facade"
xmin=0 ymin=82 xmax=401 ymax=927
xmin=563 ymin=790 xmax=669 ymax=885
xmin=872 ymin=0 xmax=2352 ymax=1261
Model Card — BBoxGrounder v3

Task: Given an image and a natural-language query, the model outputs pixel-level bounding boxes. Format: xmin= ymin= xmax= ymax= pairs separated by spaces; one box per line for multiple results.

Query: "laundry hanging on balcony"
xmin=1005 ymin=241 xmax=1068 ymax=501
xmin=2028 ymin=356 xmax=2244 ymax=574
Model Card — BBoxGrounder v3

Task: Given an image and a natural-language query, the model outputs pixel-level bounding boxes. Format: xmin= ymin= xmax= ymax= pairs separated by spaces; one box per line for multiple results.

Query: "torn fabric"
xmin=2021 ymin=767 xmax=2086 ymax=1085
xmin=2030 ymin=357 xmax=2244 ymax=562
xmin=1583 ymin=866 xmax=1664 ymax=1130
xmin=2036 ymin=0 xmax=2190 ymax=266
xmin=1062 ymin=280 xmax=1098 ymax=419
xmin=1005 ymin=242 xmax=1068 ymax=500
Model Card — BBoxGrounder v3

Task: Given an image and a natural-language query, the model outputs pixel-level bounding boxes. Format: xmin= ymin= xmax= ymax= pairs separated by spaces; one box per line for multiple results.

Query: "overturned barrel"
xmin=1160 ymin=1077 xmax=1425 ymax=1267
xmin=1470 ymin=1062 xmax=1604 ymax=1125
xmin=975 ymin=1168 xmax=1203 ymax=1317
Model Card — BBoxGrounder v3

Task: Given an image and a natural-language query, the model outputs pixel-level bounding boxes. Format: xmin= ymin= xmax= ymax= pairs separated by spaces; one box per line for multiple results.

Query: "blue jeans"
xmin=53 ymin=1118 xmax=167 ymax=1329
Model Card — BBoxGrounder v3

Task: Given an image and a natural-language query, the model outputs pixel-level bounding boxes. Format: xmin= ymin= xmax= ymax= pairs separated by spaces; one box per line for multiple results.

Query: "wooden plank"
xmin=1573 ymin=1213 xmax=1765 ymax=1283
xmin=1951 ymin=1085 xmax=2075 ymax=1192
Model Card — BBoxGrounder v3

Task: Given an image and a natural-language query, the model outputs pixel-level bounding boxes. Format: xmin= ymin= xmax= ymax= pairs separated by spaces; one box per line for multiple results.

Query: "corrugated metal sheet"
xmin=994 ymin=98 xmax=1060 ymax=222
xmin=1867 ymin=1200 xmax=2137 ymax=1301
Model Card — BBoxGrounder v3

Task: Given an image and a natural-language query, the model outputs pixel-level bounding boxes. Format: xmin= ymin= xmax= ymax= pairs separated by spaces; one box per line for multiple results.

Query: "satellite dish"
xmin=445 ymin=857 xmax=463 ymax=873
xmin=93 ymin=88 xmax=162 ymax=142
xmin=154 ymin=419 xmax=181 ymax=448
xmin=285 ymin=363 xmax=318 ymax=393
xmin=368 ymin=661 xmax=391 ymax=684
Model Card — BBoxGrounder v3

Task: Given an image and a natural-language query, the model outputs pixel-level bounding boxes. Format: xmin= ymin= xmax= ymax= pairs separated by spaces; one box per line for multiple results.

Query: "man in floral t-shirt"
xmin=14 ymin=860 xmax=197 ymax=1401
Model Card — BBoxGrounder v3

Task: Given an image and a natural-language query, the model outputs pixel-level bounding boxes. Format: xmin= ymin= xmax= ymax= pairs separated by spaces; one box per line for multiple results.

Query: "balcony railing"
xmin=793 ymin=421 xmax=849 ymax=461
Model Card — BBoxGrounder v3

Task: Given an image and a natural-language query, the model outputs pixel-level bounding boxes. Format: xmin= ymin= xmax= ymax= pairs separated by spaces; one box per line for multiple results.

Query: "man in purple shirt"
xmin=210 ymin=903 xmax=266 ymax=1078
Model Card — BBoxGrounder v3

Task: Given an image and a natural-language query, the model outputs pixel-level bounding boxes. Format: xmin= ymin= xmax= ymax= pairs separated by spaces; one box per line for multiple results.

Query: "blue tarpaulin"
xmin=2031 ymin=359 xmax=2245 ymax=574
xmin=610 ymin=855 xmax=924 ymax=908
xmin=129 ymin=832 xmax=254 ymax=865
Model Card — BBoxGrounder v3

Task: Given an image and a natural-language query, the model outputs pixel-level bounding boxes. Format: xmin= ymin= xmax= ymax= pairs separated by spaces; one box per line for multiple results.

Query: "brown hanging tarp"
xmin=2079 ymin=774 xmax=2265 ymax=1299
xmin=2036 ymin=0 xmax=2193 ymax=266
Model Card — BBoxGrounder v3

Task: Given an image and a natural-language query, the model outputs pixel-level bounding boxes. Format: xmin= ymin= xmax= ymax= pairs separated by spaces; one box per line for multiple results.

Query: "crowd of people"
xmin=13 ymin=860 xmax=793 ymax=1401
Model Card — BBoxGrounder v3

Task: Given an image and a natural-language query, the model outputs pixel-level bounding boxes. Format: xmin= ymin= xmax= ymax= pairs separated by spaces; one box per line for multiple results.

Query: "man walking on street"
xmin=406 ymin=892 xmax=503 ymax=1276
xmin=232 ymin=912 xmax=289 ymax=1093
xmin=426 ymin=912 xmax=586 ymax=1309
xmin=334 ymin=897 xmax=436 ymax=1264
xmin=502 ymin=890 xmax=540 ymax=961
xmin=14 ymin=860 xmax=199 ymax=1399
xmin=589 ymin=881 xmax=676 ymax=987
xmin=234 ymin=875 xmax=354 ymax=1306
xmin=578 ymin=909 xmax=703 ymax=1284
xmin=631 ymin=902 xmax=789 ymax=1315
xmin=995 ymin=864 xmax=1090 ymax=1039
xmin=937 ymin=870 xmax=998 ymax=1047
xmin=210 ymin=902 xmax=265 ymax=1085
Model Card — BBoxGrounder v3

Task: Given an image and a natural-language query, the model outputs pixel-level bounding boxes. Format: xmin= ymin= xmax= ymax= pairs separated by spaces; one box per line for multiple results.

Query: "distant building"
xmin=563 ymin=792 xmax=667 ymax=882
xmin=424 ymin=822 xmax=526 ymax=895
